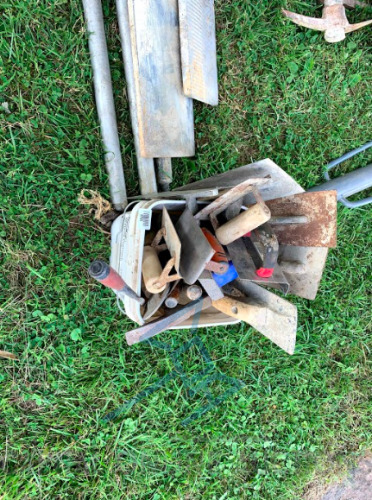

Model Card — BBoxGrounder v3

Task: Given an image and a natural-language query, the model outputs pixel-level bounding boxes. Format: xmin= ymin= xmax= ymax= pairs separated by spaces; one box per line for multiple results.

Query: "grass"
xmin=0 ymin=0 xmax=371 ymax=498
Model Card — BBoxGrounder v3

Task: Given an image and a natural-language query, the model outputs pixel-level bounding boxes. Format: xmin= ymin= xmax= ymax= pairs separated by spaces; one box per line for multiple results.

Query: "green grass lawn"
xmin=1 ymin=0 xmax=371 ymax=498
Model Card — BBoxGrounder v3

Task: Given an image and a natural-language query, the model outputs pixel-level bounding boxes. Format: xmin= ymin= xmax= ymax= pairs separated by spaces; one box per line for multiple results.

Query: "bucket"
xmin=110 ymin=198 xmax=240 ymax=328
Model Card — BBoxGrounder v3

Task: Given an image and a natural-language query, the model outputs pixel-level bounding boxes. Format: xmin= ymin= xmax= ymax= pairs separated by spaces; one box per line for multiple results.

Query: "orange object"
xmin=202 ymin=228 xmax=228 ymax=263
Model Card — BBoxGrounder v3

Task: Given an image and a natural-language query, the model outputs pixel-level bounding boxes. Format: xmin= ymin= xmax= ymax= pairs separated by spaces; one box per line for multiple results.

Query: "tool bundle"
xmin=90 ymin=159 xmax=338 ymax=355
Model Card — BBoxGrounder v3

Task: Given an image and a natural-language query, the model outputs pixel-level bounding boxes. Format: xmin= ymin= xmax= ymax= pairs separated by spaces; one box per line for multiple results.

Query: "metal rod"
xmin=115 ymin=0 xmax=158 ymax=195
xmin=156 ymin=158 xmax=173 ymax=191
xmin=82 ymin=0 xmax=127 ymax=210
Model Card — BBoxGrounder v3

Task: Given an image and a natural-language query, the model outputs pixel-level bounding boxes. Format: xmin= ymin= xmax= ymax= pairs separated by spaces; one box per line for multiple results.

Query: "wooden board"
xmin=266 ymin=191 xmax=338 ymax=247
xmin=115 ymin=0 xmax=157 ymax=194
xmin=127 ymin=0 xmax=195 ymax=158
xmin=178 ymin=0 xmax=218 ymax=105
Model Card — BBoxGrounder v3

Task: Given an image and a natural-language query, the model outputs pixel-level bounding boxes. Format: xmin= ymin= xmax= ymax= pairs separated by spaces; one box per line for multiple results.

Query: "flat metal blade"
xmin=178 ymin=0 xmax=218 ymax=105
xmin=127 ymin=0 xmax=195 ymax=158
xmin=175 ymin=208 xmax=215 ymax=284
xmin=223 ymin=281 xmax=297 ymax=355
xmin=265 ymin=191 xmax=338 ymax=247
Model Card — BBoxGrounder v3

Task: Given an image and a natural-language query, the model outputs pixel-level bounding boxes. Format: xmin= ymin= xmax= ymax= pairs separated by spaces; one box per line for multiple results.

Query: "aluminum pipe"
xmin=82 ymin=0 xmax=127 ymax=210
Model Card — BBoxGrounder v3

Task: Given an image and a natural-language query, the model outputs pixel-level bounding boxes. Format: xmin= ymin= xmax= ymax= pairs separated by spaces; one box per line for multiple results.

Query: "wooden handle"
xmin=216 ymin=203 xmax=271 ymax=245
xmin=142 ymin=246 xmax=166 ymax=294
xmin=212 ymin=296 xmax=265 ymax=323
xmin=165 ymin=284 xmax=203 ymax=308
xmin=165 ymin=283 xmax=181 ymax=308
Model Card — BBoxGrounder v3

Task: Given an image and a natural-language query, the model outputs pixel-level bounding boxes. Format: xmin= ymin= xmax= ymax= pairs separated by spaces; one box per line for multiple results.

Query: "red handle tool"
xmin=88 ymin=260 xmax=145 ymax=305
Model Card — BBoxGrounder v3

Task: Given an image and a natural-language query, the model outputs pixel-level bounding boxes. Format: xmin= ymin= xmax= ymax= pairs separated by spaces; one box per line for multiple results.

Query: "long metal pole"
xmin=82 ymin=0 xmax=127 ymax=210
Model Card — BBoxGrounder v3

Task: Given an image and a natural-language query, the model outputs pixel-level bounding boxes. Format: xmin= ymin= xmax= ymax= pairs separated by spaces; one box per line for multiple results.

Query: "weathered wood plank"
xmin=127 ymin=0 xmax=195 ymax=158
xmin=178 ymin=0 xmax=218 ymax=105
xmin=116 ymin=0 xmax=157 ymax=194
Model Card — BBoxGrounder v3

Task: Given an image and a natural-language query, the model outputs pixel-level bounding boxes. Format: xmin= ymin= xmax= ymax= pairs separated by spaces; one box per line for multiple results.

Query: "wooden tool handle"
xmin=216 ymin=203 xmax=271 ymax=245
xmin=142 ymin=246 xmax=166 ymax=294
xmin=212 ymin=296 xmax=265 ymax=323
xmin=165 ymin=284 xmax=203 ymax=308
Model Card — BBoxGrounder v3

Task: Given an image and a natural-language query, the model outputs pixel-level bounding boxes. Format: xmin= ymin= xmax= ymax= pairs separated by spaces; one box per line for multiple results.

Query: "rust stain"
xmin=266 ymin=191 xmax=337 ymax=247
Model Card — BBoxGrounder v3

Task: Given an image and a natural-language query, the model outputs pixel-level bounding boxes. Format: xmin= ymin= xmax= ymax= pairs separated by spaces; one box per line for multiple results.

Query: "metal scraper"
xmin=265 ymin=191 xmax=338 ymax=247
xmin=175 ymin=208 xmax=215 ymax=284
xmin=127 ymin=0 xmax=195 ymax=158
xmin=178 ymin=0 xmax=218 ymax=105
xmin=214 ymin=280 xmax=298 ymax=355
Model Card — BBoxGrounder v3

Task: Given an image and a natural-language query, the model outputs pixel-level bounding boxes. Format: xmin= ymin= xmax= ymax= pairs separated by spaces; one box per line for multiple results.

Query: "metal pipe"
xmin=82 ymin=0 xmax=127 ymax=210
xmin=309 ymin=142 xmax=372 ymax=208
xmin=115 ymin=0 xmax=158 ymax=195
xmin=156 ymin=158 xmax=173 ymax=191
xmin=309 ymin=164 xmax=372 ymax=208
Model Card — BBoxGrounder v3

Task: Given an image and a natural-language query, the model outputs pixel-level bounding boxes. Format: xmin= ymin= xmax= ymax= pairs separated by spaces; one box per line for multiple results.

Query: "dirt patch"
xmin=304 ymin=455 xmax=372 ymax=500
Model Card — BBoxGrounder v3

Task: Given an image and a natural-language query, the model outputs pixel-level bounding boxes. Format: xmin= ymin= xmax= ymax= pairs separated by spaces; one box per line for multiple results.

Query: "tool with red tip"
xmin=88 ymin=260 xmax=145 ymax=305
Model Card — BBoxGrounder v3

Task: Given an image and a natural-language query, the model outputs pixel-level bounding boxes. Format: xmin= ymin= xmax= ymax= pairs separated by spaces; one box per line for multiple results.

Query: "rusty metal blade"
xmin=345 ymin=18 xmax=372 ymax=33
xmin=265 ymin=191 xmax=338 ymax=247
xmin=162 ymin=208 xmax=181 ymax=273
xmin=282 ymin=9 xmax=328 ymax=31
